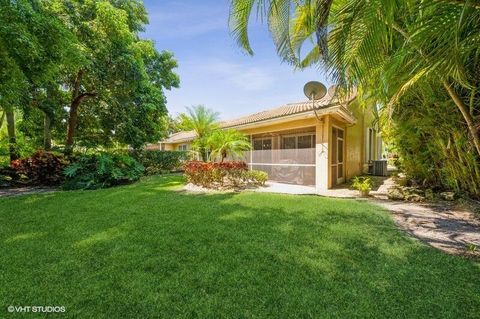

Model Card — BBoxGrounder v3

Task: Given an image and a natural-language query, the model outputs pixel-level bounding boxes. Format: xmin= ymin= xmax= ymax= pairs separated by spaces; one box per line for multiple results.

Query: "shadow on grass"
xmin=0 ymin=175 xmax=479 ymax=318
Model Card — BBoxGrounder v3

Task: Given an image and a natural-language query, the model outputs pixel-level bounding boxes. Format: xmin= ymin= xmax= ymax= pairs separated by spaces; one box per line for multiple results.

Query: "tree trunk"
xmin=65 ymin=70 xmax=96 ymax=154
xmin=443 ymin=82 xmax=480 ymax=157
xmin=65 ymin=102 xmax=79 ymax=153
xmin=65 ymin=70 xmax=84 ymax=153
xmin=6 ymin=110 xmax=18 ymax=161
xmin=0 ymin=111 xmax=5 ymax=130
xmin=44 ymin=112 xmax=52 ymax=150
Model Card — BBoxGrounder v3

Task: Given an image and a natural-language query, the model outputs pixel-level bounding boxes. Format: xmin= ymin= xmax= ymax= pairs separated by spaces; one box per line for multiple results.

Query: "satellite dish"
xmin=303 ymin=81 xmax=327 ymax=100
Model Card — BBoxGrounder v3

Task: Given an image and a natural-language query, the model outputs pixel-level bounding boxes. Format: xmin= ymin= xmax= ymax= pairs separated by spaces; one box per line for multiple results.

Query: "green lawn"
xmin=1 ymin=175 xmax=479 ymax=318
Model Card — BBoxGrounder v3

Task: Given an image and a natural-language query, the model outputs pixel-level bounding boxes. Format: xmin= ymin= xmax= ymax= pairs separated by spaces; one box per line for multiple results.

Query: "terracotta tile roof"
xmin=162 ymin=89 xmax=356 ymax=144
xmin=219 ymin=93 xmax=344 ymax=128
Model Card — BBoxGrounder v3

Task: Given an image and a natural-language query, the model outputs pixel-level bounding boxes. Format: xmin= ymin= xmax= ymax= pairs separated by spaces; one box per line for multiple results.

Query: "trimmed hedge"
xmin=184 ymin=160 xmax=268 ymax=188
xmin=132 ymin=150 xmax=189 ymax=175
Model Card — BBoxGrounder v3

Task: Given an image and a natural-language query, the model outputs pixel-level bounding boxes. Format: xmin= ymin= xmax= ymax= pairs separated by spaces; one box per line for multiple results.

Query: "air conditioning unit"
xmin=372 ymin=160 xmax=388 ymax=176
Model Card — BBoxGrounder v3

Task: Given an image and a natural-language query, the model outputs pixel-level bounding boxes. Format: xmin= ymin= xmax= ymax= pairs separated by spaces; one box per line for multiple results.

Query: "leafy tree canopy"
xmin=0 ymin=0 xmax=180 ymax=158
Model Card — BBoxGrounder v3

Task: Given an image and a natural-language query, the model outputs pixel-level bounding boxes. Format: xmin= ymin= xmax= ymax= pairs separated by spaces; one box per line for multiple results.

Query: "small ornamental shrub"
xmin=352 ymin=176 xmax=373 ymax=196
xmin=184 ymin=161 xmax=249 ymax=188
xmin=131 ymin=150 xmax=189 ymax=175
xmin=244 ymin=170 xmax=268 ymax=186
xmin=184 ymin=161 xmax=268 ymax=188
xmin=10 ymin=150 xmax=69 ymax=186
xmin=63 ymin=153 xmax=144 ymax=190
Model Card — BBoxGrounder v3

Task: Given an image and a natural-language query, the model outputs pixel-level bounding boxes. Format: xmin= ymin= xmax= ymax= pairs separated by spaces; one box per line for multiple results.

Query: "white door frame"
xmin=331 ymin=126 xmax=345 ymax=185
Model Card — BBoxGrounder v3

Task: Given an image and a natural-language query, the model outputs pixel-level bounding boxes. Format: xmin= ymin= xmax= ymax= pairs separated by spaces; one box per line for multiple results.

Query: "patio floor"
xmin=253 ymin=182 xmax=316 ymax=195
xmin=254 ymin=174 xmax=393 ymax=198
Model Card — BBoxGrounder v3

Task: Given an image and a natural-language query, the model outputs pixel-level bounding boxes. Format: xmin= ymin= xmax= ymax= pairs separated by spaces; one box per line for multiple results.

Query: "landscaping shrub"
xmin=244 ymin=170 xmax=268 ymax=186
xmin=352 ymin=176 xmax=373 ymax=196
xmin=184 ymin=161 xmax=268 ymax=188
xmin=381 ymin=85 xmax=480 ymax=199
xmin=131 ymin=150 xmax=189 ymax=175
xmin=63 ymin=153 xmax=144 ymax=190
xmin=0 ymin=166 xmax=19 ymax=188
xmin=10 ymin=150 xmax=69 ymax=186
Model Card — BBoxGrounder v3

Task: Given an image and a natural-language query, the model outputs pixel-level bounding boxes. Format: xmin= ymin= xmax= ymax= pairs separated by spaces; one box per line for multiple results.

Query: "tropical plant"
xmin=207 ymin=129 xmax=251 ymax=162
xmin=229 ymin=1 xmax=480 ymax=149
xmin=181 ymin=105 xmax=220 ymax=161
xmin=63 ymin=153 xmax=144 ymax=190
xmin=381 ymin=84 xmax=480 ymax=196
xmin=352 ymin=176 xmax=372 ymax=197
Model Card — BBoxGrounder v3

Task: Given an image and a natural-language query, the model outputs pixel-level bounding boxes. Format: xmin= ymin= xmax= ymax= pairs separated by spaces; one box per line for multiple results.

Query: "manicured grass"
xmin=1 ymin=175 xmax=479 ymax=318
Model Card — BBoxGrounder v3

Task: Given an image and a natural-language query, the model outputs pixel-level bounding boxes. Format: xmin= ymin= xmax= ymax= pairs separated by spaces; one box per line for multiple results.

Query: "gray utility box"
xmin=371 ymin=160 xmax=388 ymax=176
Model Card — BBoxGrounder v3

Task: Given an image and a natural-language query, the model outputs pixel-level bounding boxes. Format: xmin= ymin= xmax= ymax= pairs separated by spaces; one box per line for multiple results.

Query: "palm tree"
xmin=207 ymin=129 xmax=251 ymax=162
xmin=182 ymin=105 xmax=219 ymax=161
xmin=229 ymin=0 xmax=480 ymax=157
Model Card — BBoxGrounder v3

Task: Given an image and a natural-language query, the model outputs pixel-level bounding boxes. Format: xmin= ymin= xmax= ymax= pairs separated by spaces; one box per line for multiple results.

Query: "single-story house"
xmin=153 ymin=87 xmax=383 ymax=192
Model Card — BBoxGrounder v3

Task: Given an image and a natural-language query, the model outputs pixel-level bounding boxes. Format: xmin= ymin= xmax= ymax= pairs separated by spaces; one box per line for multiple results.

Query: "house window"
xmin=178 ymin=144 xmax=188 ymax=151
xmin=281 ymin=134 xmax=315 ymax=149
xmin=253 ymin=138 xmax=272 ymax=150
xmin=161 ymin=144 xmax=165 ymax=151
xmin=297 ymin=135 xmax=315 ymax=149
xmin=282 ymin=136 xmax=296 ymax=149
xmin=252 ymin=138 xmax=272 ymax=164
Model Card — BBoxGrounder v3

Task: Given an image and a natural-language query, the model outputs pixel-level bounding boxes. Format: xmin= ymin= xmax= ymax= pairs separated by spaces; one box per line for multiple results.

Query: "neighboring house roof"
xmin=162 ymin=130 xmax=196 ymax=144
xmin=161 ymin=89 xmax=357 ymax=144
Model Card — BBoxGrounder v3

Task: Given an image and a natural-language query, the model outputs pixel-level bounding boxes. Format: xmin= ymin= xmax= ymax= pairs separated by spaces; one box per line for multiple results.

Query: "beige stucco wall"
xmin=344 ymin=100 xmax=365 ymax=179
xmin=343 ymin=100 xmax=380 ymax=180
xmin=238 ymin=117 xmax=318 ymax=136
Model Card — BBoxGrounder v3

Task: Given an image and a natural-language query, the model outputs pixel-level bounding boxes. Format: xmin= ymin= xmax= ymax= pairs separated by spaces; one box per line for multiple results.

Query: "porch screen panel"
xmin=246 ymin=148 xmax=315 ymax=186
xmin=251 ymin=164 xmax=315 ymax=186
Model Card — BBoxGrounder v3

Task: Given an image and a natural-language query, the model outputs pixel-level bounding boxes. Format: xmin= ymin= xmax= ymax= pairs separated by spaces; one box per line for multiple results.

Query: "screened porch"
xmin=243 ymin=128 xmax=316 ymax=186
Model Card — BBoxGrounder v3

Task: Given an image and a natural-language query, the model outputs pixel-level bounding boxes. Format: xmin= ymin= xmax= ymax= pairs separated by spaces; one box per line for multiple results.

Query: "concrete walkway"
xmin=0 ymin=186 xmax=57 ymax=198
xmin=373 ymin=199 xmax=480 ymax=256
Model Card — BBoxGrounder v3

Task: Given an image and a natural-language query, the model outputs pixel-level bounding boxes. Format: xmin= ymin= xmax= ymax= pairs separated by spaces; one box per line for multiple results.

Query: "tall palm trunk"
xmin=443 ymin=82 xmax=480 ymax=157
xmin=6 ymin=110 xmax=18 ymax=161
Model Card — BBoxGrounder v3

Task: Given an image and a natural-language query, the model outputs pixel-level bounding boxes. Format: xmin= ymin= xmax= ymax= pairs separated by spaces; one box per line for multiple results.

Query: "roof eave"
xmin=335 ymin=106 xmax=357 ymax=124
xmin=221 ymin=110 xmax=318 ymax=130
